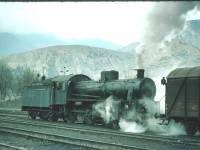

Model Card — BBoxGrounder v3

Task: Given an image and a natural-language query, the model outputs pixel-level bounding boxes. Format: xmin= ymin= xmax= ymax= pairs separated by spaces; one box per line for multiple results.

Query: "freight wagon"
xmin=164 ymin=66 xmax=200 ymax=135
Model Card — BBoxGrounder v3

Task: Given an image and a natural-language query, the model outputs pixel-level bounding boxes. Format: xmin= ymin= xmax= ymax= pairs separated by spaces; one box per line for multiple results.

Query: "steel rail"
xmin=0 ymin=111 xmax=26 ymax=116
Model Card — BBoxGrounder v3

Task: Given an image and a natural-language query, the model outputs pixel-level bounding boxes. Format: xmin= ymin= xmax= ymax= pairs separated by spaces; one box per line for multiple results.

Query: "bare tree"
xmin=11 ymin=66 xmax=38 ymax=96
xmin=0 ymin=60 xmax=38 ymax=100
xmin=0 ymin=60 xmax=13 ymax=100
xmin=22 ymin=67 xmax=38 ymax=86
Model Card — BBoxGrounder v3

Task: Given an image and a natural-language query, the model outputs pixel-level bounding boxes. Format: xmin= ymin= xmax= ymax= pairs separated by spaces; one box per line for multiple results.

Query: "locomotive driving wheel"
xmin=47 ymin=111 xmax=58 ymax=122
xmin=111 ymin=120 xmax=119 ymax=129
xmin=103 ymin=120 xmax=119 ymax=129
xmin=63 ymin=112 xmax=76 ymax=123
xmin=83 ymin=110 xmax=93 ymax=126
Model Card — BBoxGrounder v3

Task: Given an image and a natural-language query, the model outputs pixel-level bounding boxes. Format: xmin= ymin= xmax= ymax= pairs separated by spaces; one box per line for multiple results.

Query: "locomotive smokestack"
xmin=136 ymin=69 xmax=144 ymax=78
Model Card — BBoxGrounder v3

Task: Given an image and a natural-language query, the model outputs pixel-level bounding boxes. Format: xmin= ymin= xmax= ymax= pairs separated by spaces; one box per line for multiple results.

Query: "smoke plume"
xmin=136 ymin=2 xmax=198 ymax=68
xmin=130 ymin=2 xmax=200 ymax=136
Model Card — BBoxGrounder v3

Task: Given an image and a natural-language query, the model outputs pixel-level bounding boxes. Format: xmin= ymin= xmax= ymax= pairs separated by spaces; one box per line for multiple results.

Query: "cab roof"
xmin=51 ymin=74 xmax=91 ymax=82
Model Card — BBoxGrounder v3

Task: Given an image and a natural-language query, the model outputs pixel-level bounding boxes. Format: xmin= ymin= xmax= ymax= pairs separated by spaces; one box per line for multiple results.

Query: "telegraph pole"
xmin=42 ymin=66 xmax=46 ymax=80
xmin=42 ymin=66 xmax=45 ymax=76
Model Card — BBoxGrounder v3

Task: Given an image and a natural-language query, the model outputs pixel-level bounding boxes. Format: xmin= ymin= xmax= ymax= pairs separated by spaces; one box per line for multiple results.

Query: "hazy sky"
xmin=0 ymin=2 xmax=200 ymax=46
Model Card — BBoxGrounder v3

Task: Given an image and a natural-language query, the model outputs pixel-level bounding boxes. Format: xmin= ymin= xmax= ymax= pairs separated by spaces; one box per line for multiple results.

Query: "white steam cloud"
xmin=92 ymin=95 xmax=121 ymax=124
xmin=92 ymin=95 xmax=187 ymax=136
xmin=119 ymin=97 xmax=187 ymax=136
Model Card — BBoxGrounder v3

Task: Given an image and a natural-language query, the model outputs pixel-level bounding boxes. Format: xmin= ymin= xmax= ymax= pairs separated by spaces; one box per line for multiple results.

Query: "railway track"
xmin=0 ymin=124 xmax=147 ymax=150
xmin=1 ymin=116 xmax=200 ymax=150
xmin=1 ymin=110 xmax=200 ymax=150
xmin=0 ymin=142 xmax=28 ymax=150
xmin=0 ymin=109 xmax=150 ymax=150
xmin=0 ymin=109 xmax=26 ymax=116
xmin=1 ymin=115 xmax=200 ymax=146
xmin=0 ymin=112 xmax=26 ymax=119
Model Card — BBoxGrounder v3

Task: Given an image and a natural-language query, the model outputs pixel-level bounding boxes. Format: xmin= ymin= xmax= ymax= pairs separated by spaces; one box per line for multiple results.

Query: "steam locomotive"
xmin=21 ymin=69 xmax=156 ymax=127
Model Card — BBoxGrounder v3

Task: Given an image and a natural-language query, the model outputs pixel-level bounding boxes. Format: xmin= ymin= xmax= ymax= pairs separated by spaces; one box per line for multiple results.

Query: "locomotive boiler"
xmin=21 ymin=69 xmax=156 ymax=127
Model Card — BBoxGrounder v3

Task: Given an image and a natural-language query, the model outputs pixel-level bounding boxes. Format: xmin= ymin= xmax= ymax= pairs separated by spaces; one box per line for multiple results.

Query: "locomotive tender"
xmin=22 ymin=69 xmax=156 ymax=127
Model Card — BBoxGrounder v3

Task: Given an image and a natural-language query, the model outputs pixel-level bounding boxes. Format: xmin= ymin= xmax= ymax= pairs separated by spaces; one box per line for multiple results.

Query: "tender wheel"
xmin=38 ymin=111 xmax=48 ymax=120
xmin=28 ymin=111 xmax=37 ymax=120
xmin=48 ymin=112 xmax=58 ymax=122
xmin=40 ymin=116 xmax=48 ymax=120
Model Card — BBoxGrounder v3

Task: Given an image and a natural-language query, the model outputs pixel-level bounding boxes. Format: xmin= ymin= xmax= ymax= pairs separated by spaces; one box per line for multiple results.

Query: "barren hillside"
xmin=2 ymin=45 xmax=135 ymax=80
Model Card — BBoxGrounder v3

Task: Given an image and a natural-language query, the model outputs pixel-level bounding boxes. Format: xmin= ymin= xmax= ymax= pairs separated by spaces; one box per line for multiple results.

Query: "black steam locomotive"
xmin=22 ymin=69 xmax=156 ymax=127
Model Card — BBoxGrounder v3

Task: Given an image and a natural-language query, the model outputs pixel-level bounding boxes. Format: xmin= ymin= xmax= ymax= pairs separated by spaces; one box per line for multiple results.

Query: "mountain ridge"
xmin=0 ymin=33 xmax=122 ymax=55
xmin=1 ymin=45 xmax=135 ymax=80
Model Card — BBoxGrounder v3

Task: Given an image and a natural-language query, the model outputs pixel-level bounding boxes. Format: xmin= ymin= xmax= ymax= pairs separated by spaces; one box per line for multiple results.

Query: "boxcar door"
xmin=166 ymin=78 xmax=186 ymax=117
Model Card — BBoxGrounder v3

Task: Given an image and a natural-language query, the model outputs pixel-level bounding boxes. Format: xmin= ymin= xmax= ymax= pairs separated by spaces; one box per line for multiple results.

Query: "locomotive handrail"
xmin=68 ymin=98 xmax=100 ymax=101
xmin=71 ymin=94 xmax=100 ymax=98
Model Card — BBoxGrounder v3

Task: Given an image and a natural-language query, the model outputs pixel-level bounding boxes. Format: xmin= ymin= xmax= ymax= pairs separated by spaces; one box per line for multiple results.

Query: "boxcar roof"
xmin=167 ymin=66 xmax=200 ymax=78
